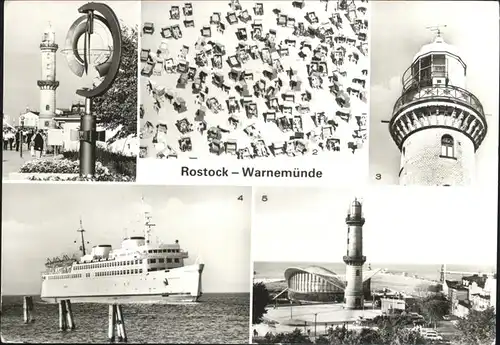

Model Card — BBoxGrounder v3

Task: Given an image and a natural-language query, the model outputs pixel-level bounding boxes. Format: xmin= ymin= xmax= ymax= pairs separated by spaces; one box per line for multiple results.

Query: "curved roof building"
xmin=284 ymin=265 xmax=380 ymax=302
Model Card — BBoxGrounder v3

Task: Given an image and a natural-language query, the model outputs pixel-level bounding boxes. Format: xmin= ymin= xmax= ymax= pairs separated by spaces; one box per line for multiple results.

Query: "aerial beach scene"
xmin=1 ymin=183 xmax=251 ymax=343
xmin=139 ymin=0 xmax=369 ymax=161
xmin=251 ymin=186 xmax=497 ymax=344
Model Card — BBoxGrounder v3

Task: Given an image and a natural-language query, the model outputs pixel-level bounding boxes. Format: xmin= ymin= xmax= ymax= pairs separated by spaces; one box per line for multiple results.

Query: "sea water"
xmin=0 ymin=293 xmax=250 ymax=344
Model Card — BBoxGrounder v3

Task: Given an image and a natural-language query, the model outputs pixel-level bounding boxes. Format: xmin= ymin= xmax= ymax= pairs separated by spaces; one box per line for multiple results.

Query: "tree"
xmin=92 ymin=24 xmax=137 ymax=143
xmin=418 ymin=293 xmax=450 ymax=328
xmin=454 ymin=307 xmax=496 ymax=345
xmin=253 ymin=282 xmax=271 ymax=324
xmin=264 ymin=328 xmax=313 ymax=344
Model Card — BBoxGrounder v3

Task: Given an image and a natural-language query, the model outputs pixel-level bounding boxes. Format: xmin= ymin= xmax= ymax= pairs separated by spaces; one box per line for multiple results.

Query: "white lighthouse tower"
xmin=37 ymin=23 xmax=59 ymax=129
xmin=389 ymin=27 xmax=487 ymax=186
xmin=343 ymin=198 xmax=366 ymax=310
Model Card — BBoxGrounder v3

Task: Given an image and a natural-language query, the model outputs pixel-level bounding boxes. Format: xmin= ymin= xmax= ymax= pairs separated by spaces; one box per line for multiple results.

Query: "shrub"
xmin=62 ymin=148 xmax=136 ymax=177
xmin=19 ymin=159 xmax=134 ymax=182
xmin=27 ymin=174 xmax=133 ymax=182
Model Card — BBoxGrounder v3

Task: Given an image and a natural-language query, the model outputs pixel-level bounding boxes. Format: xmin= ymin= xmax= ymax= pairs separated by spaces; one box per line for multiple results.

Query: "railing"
xmin=392 ymin=84 xmax=485 ymax=119
xmin=343 ymin=255 xmax=366 ymax=263
xmin=345 ymin=215 xmax=365 ymax=223
xmin=40 ymin=42 xmax=58 ymax=49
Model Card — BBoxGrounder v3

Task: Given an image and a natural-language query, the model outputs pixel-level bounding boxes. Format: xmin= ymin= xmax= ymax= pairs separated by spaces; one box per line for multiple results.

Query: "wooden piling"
xmin=23 ymin=296 xmax=33 ymax=323
xmin=116 ymin=305 xmax=127 ymax=342
xmin=58 ymin=300 xmax=68 ymax=331
xmin=65 ymin=300 xmax=75 ymax=330
xmin=108 ymin=304 xmax=116 ymax=342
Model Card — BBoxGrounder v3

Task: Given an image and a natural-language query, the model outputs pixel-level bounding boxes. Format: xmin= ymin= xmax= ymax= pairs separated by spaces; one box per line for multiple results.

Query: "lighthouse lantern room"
xmin=389 ymin=27 xmax=487 ymax=186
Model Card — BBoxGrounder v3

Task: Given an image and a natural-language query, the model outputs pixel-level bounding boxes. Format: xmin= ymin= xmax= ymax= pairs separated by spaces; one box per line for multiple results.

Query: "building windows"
xmin=159 ymin=258 xmax=165 ymax=263
xmin=356 ymin=270 xmax=360 ymax=277
xmin=441 ymin=134 xmax=455 ymax=158
xmin=174 ymin=258 xmax=180 ymax=263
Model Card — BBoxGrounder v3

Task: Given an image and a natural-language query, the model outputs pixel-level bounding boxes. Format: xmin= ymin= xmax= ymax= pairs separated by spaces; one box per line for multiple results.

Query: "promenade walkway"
xmin=2 ymin=143 xmax=32 ymax=179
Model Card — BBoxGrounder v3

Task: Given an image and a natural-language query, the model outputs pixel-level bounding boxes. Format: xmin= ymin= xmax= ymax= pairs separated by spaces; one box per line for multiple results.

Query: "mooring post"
xmin=23 ymin=296 xmax=33 ymax=323
xmin=116 ymin=304 xmax=127 ymax=342
xmin=108 ymin=304 xmax=116 ymax=342
xmin=58 ymin=300 xmax=68 ymax=331
xmin=65 ymin=299 xmax=75 ymax=330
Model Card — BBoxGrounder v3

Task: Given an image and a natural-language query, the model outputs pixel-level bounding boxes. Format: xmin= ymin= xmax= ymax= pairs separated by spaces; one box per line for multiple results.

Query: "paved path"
xmin=2 ymin=143 xmax=34 ymax=179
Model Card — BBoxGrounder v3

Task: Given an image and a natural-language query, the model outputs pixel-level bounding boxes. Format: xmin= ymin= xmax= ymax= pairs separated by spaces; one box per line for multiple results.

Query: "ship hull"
xmin=41 ymin=263 xmax=204 ymax=304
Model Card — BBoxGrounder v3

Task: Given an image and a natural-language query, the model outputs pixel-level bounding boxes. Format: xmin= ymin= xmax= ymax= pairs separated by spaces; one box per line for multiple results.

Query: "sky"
xmin=1 ymin=184 xmax=251 ymax=295
xmin=369 ymin=1 xmax=499 ymax=188
xmin=252 ymin=186 xmax=498 ymax=267
xmin=2 ymin=0 xmax=139 ymax=125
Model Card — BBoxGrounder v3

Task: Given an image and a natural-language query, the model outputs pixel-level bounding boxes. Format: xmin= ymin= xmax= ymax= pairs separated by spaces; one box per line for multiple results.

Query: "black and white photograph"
xmin=369 ymin=1 xmax=499 ymax=187
xmin=2 ymin=1 xmax=139 ymax=182
xmin=1 ymin=184 xmax=251 ymax=343
xmin=139 ymin=0 xmax=369 ymax=162
xmin=251 ymin=187 xmax=497 ymax=345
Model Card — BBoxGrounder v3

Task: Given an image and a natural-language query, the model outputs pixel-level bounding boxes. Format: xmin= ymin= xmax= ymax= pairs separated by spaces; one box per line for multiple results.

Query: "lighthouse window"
xmin=46 ymin=105 xmax=50 ymax=111
xmin=356 ymin=270 xmax=360 ymax=277
xmin=441 ymin=135 xmax=455 ymax=158
xmin=432 ymin=54 xmax=446 ymax=75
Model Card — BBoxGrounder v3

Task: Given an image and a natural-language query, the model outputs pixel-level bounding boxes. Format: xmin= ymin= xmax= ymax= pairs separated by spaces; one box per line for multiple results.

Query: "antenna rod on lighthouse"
xmin=77 ymin=217 xmax=87 ymax=256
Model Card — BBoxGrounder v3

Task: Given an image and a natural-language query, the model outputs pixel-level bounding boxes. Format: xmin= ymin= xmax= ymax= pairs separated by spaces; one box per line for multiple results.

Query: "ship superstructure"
xmin=40 ymin=203 xmax=204 ymax=304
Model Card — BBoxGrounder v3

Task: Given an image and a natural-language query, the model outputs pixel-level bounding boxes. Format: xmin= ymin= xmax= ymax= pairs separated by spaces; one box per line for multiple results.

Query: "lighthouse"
xmin=37 ymin=23 xmax=59 ymax=129
xmin=343 ymin=198 xmax=366 ymax=310
xmin=388 ymin=27 xmax=487 ymax=186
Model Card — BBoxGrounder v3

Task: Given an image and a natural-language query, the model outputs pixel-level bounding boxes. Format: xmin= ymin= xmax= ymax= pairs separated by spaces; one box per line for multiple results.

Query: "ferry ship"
xmin=40 ymin=203 xmax=204 ymax=304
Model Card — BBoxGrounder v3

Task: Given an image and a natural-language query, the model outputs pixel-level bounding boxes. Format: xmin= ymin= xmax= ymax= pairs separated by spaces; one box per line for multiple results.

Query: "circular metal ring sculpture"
xmin=61 ymin=2 xmax=123 ymax=177
xmin=63 ymin=2 xmax=122 ymax=98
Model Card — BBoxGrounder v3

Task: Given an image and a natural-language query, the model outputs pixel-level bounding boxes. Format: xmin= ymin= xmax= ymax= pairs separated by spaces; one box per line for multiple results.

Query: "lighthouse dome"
xmin=42 ymin=23 xmax=56 ymax=43
xmin=412 ymin=35 xmax=461 ymax=63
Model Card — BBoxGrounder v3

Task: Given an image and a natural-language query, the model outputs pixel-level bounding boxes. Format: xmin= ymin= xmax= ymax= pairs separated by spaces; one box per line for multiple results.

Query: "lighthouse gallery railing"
xmin=393 ymin=84 xmax=485 ymax=119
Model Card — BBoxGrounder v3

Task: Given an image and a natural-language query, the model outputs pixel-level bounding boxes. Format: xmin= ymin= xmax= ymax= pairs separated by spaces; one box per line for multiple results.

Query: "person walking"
xmin=42 ymin=131 xmax=48 ymax=156
xmin=14 ymin=130 xmax=20 ymax=151
xmin=7 ymin=131 xmax=15 ymax=150
xmin=26 ymin=130 xmax=33 ymax=150
xmin=3 ymin=130 xmax=9 ymax=150
xmin=33 ymin=130 xmax=44 ymax=159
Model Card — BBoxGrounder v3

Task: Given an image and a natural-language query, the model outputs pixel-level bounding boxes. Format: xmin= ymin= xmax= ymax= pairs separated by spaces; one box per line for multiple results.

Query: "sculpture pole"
xmin=80 ymin=97 xmax=96 ymax=176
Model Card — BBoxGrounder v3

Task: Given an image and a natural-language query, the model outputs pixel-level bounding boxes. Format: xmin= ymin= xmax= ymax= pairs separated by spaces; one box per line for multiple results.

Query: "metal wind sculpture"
xmin=62 ymin=2 xmax=122 ymax=176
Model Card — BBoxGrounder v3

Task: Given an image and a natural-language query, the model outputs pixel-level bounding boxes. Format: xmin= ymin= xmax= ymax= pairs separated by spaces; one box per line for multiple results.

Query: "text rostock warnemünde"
xmin=180 ymin=167 xmax=323 ymax=178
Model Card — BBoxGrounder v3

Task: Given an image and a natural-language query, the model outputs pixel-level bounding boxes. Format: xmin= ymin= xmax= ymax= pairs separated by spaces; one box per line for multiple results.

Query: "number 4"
xmin=238 ymin=195 xmax=243 ymax=201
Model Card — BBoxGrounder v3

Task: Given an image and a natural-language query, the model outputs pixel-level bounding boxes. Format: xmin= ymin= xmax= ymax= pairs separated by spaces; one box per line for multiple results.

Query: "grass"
xmin=62 ymin=147 xmax=136 ymax=177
